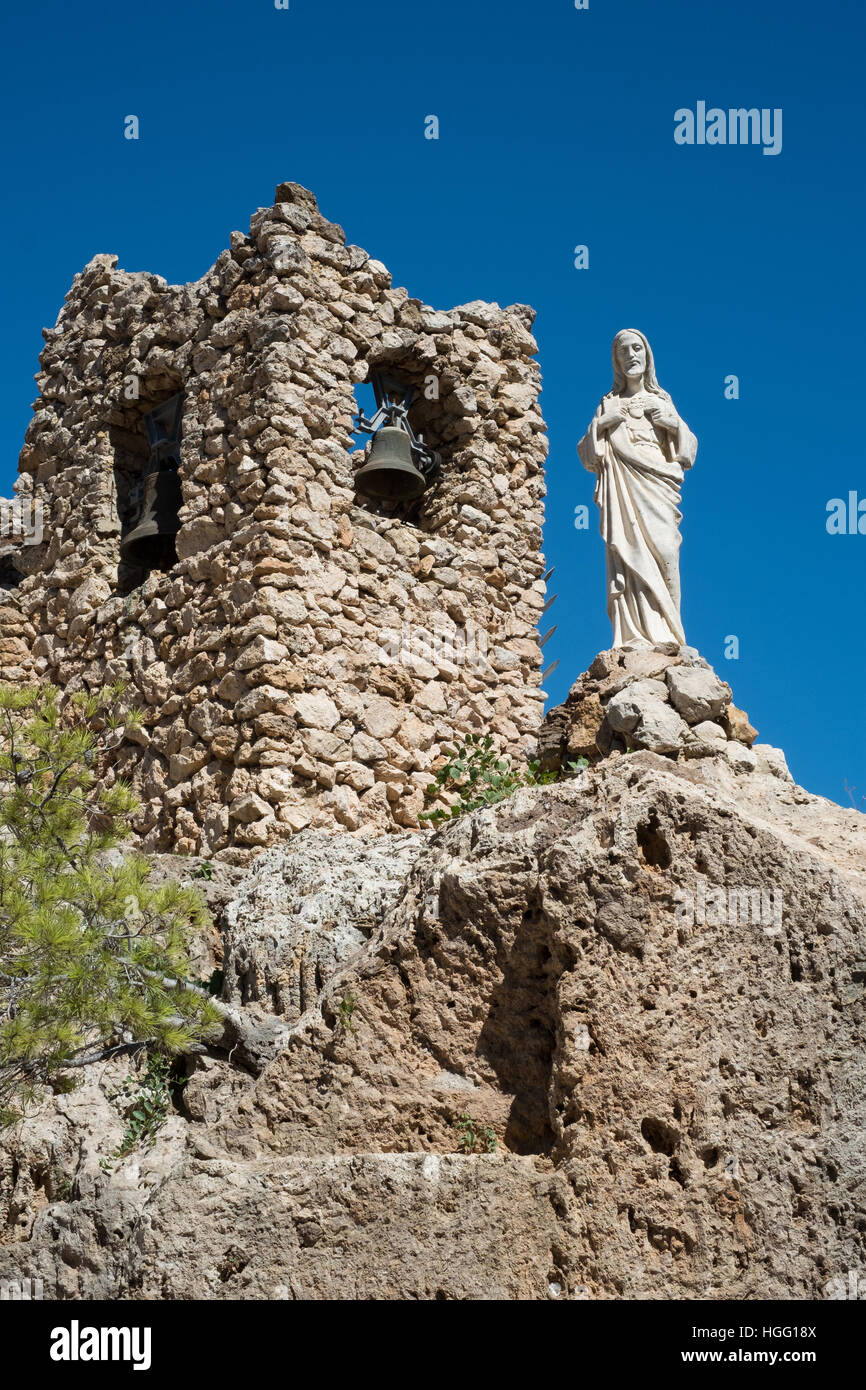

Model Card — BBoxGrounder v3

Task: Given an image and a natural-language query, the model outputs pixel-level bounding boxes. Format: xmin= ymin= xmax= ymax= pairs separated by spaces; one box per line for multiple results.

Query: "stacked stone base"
xmin=538 ymin=645 xmax=791 ymax=782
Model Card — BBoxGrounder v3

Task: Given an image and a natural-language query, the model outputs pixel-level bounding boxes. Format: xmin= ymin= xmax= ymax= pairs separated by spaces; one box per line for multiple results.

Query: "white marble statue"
xmin=578 ymin=328 xmax=697 ymax=649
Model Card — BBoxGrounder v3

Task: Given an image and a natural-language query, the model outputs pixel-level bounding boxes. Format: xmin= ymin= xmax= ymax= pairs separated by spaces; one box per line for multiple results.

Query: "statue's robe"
xmin=578 ymin=392 xmax=697 ymax=648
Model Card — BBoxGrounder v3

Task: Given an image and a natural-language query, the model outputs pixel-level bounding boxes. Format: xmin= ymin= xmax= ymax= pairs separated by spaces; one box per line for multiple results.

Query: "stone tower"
xmin=1 ymin=183 xmax=548 ymax=860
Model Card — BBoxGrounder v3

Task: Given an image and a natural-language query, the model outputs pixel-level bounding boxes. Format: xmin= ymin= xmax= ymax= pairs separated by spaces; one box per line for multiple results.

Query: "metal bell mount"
xmin=353 ymin=371 xmax=440 ymax=502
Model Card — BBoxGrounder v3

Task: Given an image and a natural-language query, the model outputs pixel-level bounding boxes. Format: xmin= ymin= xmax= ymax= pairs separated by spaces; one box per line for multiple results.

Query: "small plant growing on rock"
xmin=49 ymin=1166 xmax=73 ymax=1202
xmin=337 ymin=990 xmax=357 ymax=1035
xmin=454 ymin=1111 xmax=498 ymax=1154
xmin=111 ymin=1050 xmax=182 ymax=1158
xmin=420 ymin=734 xmax=587 ymax=825
xmin=0 ymin=683 xmax=223 ymax=1129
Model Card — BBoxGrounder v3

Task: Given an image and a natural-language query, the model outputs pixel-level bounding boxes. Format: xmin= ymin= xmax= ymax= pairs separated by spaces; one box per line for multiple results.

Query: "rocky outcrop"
xmin=2 ymin=718 xmax=864 ymax=1300
xmin=539 ymin=644 xmax=775 ymax=775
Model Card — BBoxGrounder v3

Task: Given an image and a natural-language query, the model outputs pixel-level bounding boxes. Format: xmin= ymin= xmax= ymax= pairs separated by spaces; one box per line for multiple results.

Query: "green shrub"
xmin=420 ymin=733 xmax=587 ymax=826
xmin=0 ymin=683 xmax=222 ymax=1129
xmin=110 ymin=1050 xmax=181 ymax=1157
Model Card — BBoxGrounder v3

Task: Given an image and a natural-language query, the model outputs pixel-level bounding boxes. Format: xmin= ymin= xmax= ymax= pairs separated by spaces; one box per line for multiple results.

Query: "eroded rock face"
xmin=2 ymin=744 xmax=863 ymax=1301
xmin=220 ymin=829 xmax=424 ymax=1021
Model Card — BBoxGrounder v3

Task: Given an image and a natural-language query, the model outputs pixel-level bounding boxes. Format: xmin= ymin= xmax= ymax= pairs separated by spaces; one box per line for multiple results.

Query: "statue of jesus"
xmin=578 ymin=328 xmax=697 ymax=649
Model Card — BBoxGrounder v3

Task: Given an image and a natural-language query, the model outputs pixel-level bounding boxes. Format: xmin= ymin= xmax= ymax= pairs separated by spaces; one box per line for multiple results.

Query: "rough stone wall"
xmin=1 ymin=182 xmax=547 ymax=860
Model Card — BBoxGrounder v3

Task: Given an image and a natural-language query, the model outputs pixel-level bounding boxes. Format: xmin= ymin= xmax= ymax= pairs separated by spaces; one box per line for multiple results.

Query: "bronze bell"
xmin=119 ymin=467 xmax=183 ymax=570
xmin=120 ymin=393 xmax=184 ymax=570
xmin=353 ymin=426 xmax=428 ymax=502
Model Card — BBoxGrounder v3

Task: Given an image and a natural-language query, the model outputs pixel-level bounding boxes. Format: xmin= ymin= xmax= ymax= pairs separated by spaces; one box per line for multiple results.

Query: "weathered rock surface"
xmin=2 ymin=738 xmax=864 ymax=1301
xmin=220 ymin=830 xmax=424 ymax=1022
xmin=666 ymin=664 xmax=730 ymax=723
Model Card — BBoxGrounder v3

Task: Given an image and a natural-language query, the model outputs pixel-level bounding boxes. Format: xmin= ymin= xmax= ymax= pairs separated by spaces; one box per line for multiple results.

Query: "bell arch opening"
xmin=349 ymin=351 xmax=472 ymax=528
xmin=0 ymin=552 xmax=24 ymax=591
xmin=110 ymin=388 xmax=185 ymax=594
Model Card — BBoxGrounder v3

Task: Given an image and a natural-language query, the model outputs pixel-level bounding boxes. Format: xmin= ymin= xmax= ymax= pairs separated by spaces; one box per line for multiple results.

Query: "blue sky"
xmin=1 ymin=0 xmax=864 ymax=804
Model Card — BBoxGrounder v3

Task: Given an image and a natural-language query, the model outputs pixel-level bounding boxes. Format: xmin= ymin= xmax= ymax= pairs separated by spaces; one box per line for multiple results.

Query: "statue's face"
xmin=616 ymin=335 xmax=646 ymax=380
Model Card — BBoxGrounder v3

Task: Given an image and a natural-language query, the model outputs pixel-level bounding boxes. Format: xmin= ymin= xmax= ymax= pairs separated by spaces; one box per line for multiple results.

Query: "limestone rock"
xmin=66 ymin=574 xmax=111 ymax=620
xmin=605 ymin=678 xmax=670 ymax=731
xmin=361 ymin=695 xmax=402 ymax=740
xmin=175 ymin=516 xmax=224 ymax=559
xmin=629 ymin=700 xmax=690 ymax=752
xmin=609 ymin=689 xmax=689 ymax=753
xmin=724 ymin=704 xmax=759 ymax=747
xmin=559 ymin=688 xmax=604 ymax=760
xmin=110 ymin=1154 xmax=563 ymax=1301
xmin=692 ymin=720 xmax=727 ymax=743
xmin=666 ymin=665 xmax=731 ymax=723
xmin=291 ymin=691 xmax=340 ymax=731
xmin=753 ymin=743 xmax=793 ymax=782
xmin=220 ymin=831 xmax=424 ymax=1022
xmin=4 ymin=753 xmax=865 ymax=1300
xmin=230 ymin=793 xmax=271 ymax=823
xmin=724 ymin=741 xmax=758 ymax=774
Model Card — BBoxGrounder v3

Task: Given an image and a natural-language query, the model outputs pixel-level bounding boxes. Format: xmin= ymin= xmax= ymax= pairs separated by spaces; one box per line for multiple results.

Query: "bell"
xmin=353 ymin=426 xmax=427 ymax=502
xmin=119 ymin=467 xmax=183 ymax=569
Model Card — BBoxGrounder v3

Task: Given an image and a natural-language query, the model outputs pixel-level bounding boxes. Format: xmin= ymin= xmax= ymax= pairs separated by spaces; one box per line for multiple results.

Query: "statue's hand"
xmin=597 ymin=401 xmax=627 ymax=434
xmin=645 ymin=401 xmax=679 ymax=432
